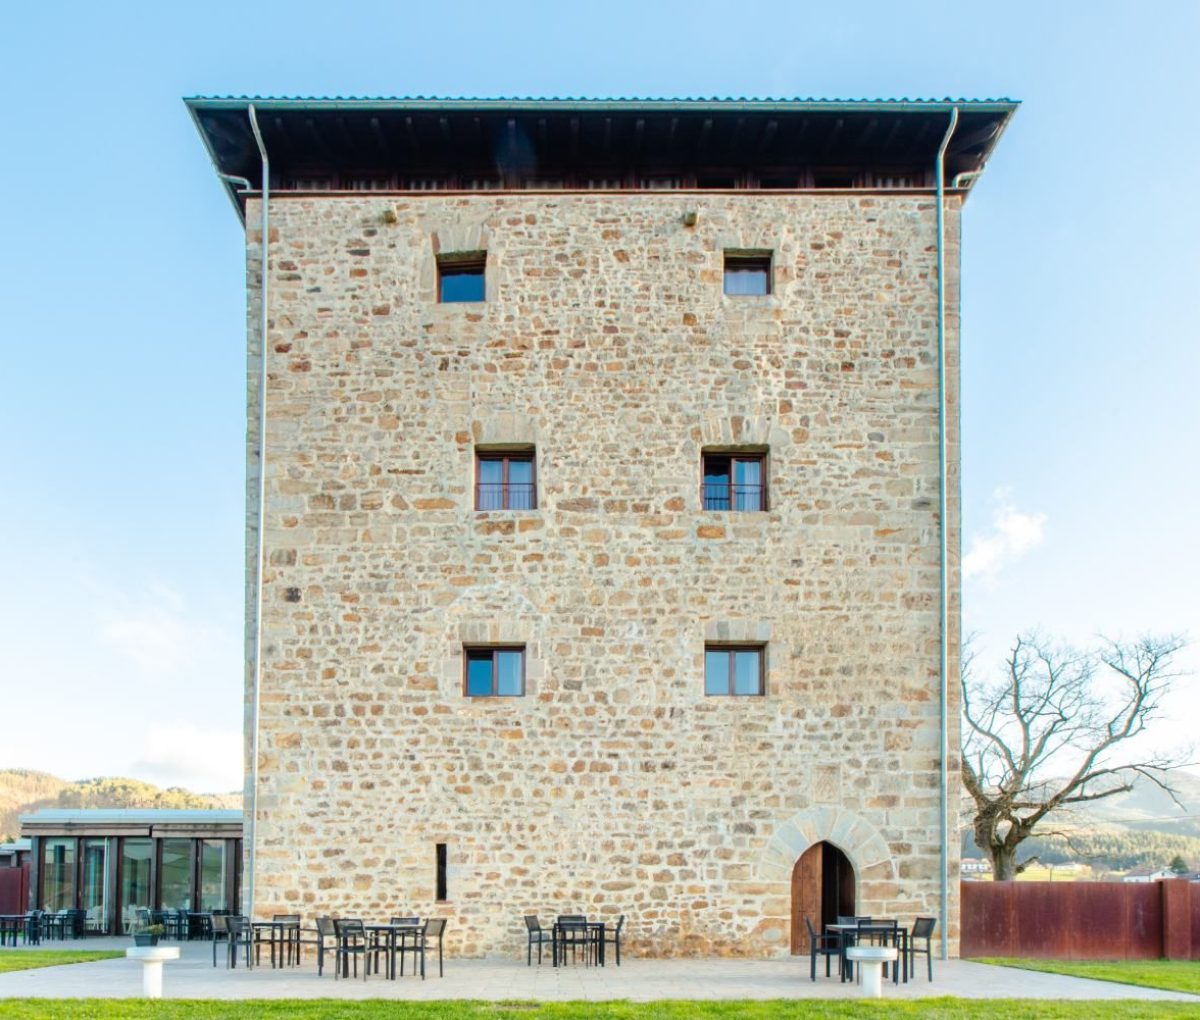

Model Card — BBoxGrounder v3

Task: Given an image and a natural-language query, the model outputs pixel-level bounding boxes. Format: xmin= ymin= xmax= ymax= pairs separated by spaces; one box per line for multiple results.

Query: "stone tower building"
xmin=188 ymin=96 xmax=1016 ymax=958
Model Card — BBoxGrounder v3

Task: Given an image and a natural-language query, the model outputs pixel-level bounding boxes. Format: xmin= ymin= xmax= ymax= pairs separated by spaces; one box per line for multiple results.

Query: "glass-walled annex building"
xmin=21 ymin=809 xmax=242 ymax=934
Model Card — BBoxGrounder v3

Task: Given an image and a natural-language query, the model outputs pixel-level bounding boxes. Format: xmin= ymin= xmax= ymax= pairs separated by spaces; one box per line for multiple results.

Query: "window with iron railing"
xmin=702 ymin=453 xmax=767 ymax=511
xmin=475 ymin=451 xmax=536 ymax=510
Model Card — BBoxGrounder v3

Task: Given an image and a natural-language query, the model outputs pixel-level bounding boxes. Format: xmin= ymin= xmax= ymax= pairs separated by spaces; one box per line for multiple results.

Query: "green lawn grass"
xmin=0 ymin=950 xmax=124 ymax=974
xmin=976 ymin=958 xmax=1200 ymax=996
xmin=1 ymin=1001 xmax=1198 ymax=1020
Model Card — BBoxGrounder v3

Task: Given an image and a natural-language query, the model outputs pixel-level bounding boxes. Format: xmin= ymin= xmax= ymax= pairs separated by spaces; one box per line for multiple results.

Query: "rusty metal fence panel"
xmin=0 ymin=865 xmax=30 ymax=915
xmin=961 ymin=880 xmax=1165 ymax=959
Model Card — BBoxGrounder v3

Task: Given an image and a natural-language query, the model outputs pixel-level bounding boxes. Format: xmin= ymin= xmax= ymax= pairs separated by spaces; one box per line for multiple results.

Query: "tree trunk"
xmin=990 ymin=845 xmax=1019 ymax=881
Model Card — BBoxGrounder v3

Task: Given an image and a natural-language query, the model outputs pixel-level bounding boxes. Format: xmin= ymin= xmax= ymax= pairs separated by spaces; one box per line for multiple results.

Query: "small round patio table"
xmin=126 ymin=945 xmax=180 ymax=999
xmin=845 ymin=945 xmax=898 ymax=999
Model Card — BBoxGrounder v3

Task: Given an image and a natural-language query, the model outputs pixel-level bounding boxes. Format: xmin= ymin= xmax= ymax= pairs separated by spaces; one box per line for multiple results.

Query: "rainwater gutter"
xmin=246 ymin=103 xmax=269 ymax=923
xmin=935 ymin=106 xmax=959 ymax=962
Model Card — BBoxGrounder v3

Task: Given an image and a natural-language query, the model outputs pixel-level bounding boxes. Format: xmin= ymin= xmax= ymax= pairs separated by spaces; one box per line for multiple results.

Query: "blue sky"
xmin=1 ymin=1 xmax=1196 ymax=791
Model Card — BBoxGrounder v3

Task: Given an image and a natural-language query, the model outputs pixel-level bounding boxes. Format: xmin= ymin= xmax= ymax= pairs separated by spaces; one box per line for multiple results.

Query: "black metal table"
xmin=251 ymin=920 xmax=300 ymax=968
xmin=0 ymin=914 xmax=28 ymax=946
xmin=552 ymin=921 xmax=606 ymax=967
xmin=365 ymin=922 xmax=422 ymax=979
xmin=826 ymin=922 xmax=909 ymax=984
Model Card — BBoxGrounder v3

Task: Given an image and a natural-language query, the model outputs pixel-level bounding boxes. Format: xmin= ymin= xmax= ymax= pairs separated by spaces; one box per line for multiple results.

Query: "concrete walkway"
xmin=0 ymin=938 xmax=1196 ymax=1002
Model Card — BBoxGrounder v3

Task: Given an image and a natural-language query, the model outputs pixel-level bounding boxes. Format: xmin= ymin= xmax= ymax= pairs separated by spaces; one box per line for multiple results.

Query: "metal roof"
xmin=186 ymin=95 xmax=1018 ymax=111
xmin=186 ymin=95 xmax=1018 ymax=219
xmin=20 ymin=809 xmax=242 ymax=825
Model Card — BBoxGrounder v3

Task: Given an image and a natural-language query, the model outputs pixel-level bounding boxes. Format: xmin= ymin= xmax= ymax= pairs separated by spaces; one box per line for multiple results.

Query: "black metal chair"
xmin=301 ymin=916 xmax=338 ymax=977
xmin=602 ymin=915 xmax=625 ymax=966
xmin=210 ymin=914 xmax=229 ymax=966
xmin=397 ymin=918 xmax=446 ymax=978
xmin=524 ymin=915 xmax=553 ymax=966
xmin=272 ymin=913 xmax=302 ymax=966
xmin=555 ymin=914 xmax=593 ymax=966
xmin=334 ymin=918 xmax=369 ymax=980
xmin=804 ymin=917 xmax=842 ymax=981
xmin=225 ymin=915 xmax=254 ymax=969
xmin=909 ymin=916 xmax=937 ymax=981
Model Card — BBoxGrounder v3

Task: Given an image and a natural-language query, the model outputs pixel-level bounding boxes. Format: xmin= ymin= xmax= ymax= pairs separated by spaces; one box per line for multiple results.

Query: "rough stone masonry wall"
xmin=242 ymin=192 xmax=963 ymax=957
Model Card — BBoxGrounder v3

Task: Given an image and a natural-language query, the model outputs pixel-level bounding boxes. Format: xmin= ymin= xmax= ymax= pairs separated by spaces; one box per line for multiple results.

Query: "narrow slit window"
xmin=438 ymin=251 xmax=486 ymax=303
xmin=436 ymin=844 xmax=448 ymax=902
xmin=723 ymin=252 xmax=772 ymax=296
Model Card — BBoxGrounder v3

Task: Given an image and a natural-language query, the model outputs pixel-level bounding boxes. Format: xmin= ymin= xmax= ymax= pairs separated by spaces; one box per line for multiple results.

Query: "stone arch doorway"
xmin=790 ymin=841 xmax=855 ymax=954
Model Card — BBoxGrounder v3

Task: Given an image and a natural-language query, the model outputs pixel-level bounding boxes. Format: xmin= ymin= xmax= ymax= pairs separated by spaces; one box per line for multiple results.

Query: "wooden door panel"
xmin=791 ymin=843 xmax=823 ymax=954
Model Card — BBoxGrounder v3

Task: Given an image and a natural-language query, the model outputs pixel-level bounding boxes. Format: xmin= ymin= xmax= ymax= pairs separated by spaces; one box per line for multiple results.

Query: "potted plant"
xmin=131 ymin=921 xmax=165 ymax=947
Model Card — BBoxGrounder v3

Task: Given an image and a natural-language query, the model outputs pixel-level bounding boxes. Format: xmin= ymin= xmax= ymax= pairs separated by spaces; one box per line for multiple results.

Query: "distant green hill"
xmin=0 ymin=769 xmax=241 ymax=841
xmin=961 ymin=771 xmax=1200 ymax=875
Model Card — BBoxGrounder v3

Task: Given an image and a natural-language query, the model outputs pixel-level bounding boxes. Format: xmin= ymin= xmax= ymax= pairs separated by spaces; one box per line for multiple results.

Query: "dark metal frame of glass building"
xmin=21 ymin=809 xmax=242 ymax=934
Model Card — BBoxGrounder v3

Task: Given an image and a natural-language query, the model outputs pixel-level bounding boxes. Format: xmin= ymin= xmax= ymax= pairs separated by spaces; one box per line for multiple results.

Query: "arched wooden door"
xmin=790 ymin=841 xmax=855 ymax=954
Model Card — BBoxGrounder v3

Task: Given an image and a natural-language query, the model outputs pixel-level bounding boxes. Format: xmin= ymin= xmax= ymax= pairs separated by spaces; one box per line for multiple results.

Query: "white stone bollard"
xmin=845 ymin=945 xmax=898 ymax=999
xmin=126 ymin=946 xmax=181 ymax=999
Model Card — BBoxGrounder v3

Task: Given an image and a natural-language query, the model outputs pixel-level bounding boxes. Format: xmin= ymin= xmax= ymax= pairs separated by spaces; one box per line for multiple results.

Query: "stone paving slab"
xmin=0 ymin=940 xmax=1197 ymax=1002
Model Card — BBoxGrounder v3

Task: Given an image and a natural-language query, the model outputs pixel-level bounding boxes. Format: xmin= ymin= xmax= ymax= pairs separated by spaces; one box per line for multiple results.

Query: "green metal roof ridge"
xmin=184 ymin=95 xmax=1020 ymax=113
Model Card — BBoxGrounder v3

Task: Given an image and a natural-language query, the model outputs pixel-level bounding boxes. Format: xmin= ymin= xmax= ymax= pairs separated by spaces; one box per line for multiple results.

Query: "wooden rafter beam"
xmin=369 ymin=116 xmax=391 ymax=157
xmin=304 ymin=118 xmax=330 ymax=157
xmin=758 ymin=119 xmax=778 ymax=153
xmin=821 ymin=118 xmax=844 ymax=158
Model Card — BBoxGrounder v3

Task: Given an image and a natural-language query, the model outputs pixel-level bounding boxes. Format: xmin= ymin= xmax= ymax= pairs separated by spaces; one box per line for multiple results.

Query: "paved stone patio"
xmin=0 ymin=938 xmax=1196 ymax=1002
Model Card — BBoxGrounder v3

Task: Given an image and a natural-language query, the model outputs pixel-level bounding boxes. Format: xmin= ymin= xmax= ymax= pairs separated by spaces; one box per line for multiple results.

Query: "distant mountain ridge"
xmin=962 ymin=770 xmax=1200 ymax=873
xmin=0 ymin=769 xmax=241 ymax=840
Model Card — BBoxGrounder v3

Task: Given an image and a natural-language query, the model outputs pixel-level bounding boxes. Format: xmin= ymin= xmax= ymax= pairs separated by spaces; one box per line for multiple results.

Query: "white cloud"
xmin=96 ymin=580 xmax=227 ymax=676
xmin=964 ymin=489 xmax=1047 ymax=582
xmin=130 ymin=722 xmax=243 ymax=792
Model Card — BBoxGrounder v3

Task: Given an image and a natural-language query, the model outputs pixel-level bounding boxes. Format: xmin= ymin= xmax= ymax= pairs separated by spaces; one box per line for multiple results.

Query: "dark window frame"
xmin=704 ymin=644 xmax=767 ymax=697
xmin=723 ymin=250 xmax=773 ymax=296
xmin=463 ymin=645 xmax=527 ymax=698
xmin=437 ymin=251 xmax=487 ymax=303
xmin=701 ymin=451 xmax=768 ymax=511
xmin=475 ymin=450 xmax=537 ymax=511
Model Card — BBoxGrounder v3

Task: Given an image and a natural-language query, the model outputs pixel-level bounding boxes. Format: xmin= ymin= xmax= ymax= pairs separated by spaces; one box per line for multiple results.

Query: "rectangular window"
xmin=158 ymin=838 xmax=192 ymax=911
xmin=723 ymin=251 xmax=772 ymax=296
xmin=702 ymin=452 xmax=767 ymax=511
xmin=436 ymin=844 xmax=448 ymax=902
xmin=464 ymin=646 xmax=525 ymax=697
xmin=705 ymin=645 xmax=765 ymax=696
xmin=476 ymin=451 xmax=536 ymax=510
xmin=437 ymin=251 xmax=486 ymax=303
xmin=42 ymin=838 xmax=76 ymax=912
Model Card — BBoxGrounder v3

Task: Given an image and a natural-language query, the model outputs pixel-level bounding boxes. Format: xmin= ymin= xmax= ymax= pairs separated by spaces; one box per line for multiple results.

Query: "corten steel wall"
xmin=0 ymin=865 xmax=30 ymax=915
xmin=243 ymin=192 xmax=964 ymax=957
xmin=958 ymin=881 xmax=1200 ymax=959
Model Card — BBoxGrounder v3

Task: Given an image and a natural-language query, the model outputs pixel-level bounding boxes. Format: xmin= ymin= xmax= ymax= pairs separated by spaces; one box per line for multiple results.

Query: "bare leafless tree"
xmin=961 ymin=633 xmax=1189 ymax=880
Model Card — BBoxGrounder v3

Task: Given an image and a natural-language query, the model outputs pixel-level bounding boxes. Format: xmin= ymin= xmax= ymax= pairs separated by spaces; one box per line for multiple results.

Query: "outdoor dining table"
xmin=251 ymin=919 xmax=301 ymax=968
xmin=552 ymin=920 xmax=607 ymax=967
xmin=364 ymin=922 xmax=423 ymax=979
xmin=186 ymin=912 xmax=213 ymax=941
xmin=0 ymin=914 xmax=27 ymax=946
xmin=826 ymin=922 xmax=909 ymax=984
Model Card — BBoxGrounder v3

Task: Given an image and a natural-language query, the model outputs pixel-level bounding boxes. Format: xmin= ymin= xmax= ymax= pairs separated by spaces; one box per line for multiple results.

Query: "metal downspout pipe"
xmin=246 ymin=104 xmax=269 ymax=922
xmin=935 ymin=106 xmax=959 ymax=962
